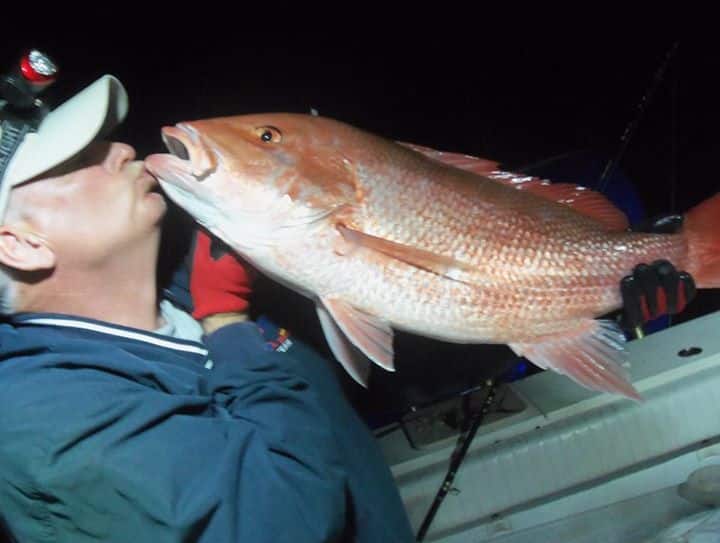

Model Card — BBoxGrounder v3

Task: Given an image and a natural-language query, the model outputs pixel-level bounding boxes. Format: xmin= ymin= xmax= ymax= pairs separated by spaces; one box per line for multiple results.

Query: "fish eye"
xmin=255 ymin=126 xmax=282 ymax=143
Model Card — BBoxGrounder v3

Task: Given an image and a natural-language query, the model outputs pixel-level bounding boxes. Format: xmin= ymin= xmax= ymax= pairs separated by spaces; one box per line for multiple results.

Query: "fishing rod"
xmin=415 ymin=379 xmax=497 ymax=542
xmin=597 ymin=41 xmax=679 ymax=194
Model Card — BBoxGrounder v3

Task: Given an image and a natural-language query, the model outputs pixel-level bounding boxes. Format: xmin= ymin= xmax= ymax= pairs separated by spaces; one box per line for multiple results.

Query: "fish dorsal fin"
xmin=337 ymin=225 xmax=478 ymax=285
xmin=397 ymin=141 xmax=500 ymax=176
xmin=487 ymin=171 xmax=629 ymax=231
xmin=397 ymin=142 xmax=628 ymax=231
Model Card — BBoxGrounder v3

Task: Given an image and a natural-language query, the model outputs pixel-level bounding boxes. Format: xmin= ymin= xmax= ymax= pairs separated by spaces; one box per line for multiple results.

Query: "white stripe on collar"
xmin=21 ymin=317 xmax=209 ymax=356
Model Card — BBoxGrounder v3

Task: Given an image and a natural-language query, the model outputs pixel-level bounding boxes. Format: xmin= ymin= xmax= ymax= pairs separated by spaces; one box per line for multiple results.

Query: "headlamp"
xmin=1 ymin=49 xmax=58 ymax=123
xmin=0 ymin=49 xmax=58 ymax=193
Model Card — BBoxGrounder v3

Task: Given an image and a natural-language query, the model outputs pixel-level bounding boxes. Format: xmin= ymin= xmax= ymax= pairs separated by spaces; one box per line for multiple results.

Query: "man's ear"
xmin=0 ymin=226 xmax=56 ymax=271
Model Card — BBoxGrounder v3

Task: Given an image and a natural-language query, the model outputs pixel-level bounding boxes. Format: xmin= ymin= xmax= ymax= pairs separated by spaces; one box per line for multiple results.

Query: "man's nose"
xmin=104 ymin=142 xmax=137 ymax=173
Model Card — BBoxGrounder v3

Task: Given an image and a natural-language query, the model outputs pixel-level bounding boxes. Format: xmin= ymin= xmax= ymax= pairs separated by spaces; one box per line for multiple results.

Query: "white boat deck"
xmin=378 ymin=311 xmax=720 ymax=541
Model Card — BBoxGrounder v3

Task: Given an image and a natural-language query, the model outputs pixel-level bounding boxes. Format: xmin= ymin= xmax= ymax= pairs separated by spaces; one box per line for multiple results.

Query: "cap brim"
xmin=0 ymin=75 xmax=128 ymax=219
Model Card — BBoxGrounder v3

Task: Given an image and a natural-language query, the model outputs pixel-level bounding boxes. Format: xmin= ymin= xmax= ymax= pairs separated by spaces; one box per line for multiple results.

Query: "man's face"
xmin=6 ymin=141 xmax=167 ymax=269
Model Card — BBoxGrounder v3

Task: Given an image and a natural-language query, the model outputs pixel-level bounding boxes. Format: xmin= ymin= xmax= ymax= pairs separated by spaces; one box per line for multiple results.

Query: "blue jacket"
xmin=0 ymin=309 xmax=414 ymax=542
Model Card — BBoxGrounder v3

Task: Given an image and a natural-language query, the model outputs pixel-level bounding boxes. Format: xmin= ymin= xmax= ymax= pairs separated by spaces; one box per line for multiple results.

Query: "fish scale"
xmin=362 ymin=155 xmax=686 ymax=304
xmin=147 ymin=113 xmax=720 ymax=400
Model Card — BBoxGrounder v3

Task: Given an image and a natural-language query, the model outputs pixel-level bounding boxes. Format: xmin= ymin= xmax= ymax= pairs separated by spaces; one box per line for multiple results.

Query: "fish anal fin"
xmin=316 ymin=303 xmax=372 ymax=386
xmin=320 ymin=296 xmax=395 ymax=372
xmin=510 ymin=319 xmax=642 ymax=401
xmin=489 ymin=172 xmax=629 ymax=231
xmin=397 ymin=141 xmax=500 ymax=176
xmin=337 ymin=225 xmax=477 ymax=284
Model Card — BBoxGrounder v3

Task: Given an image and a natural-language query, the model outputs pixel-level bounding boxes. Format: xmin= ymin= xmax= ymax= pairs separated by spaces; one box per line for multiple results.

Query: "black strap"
xmin=0 ymin=119 xmax=32 ymax=186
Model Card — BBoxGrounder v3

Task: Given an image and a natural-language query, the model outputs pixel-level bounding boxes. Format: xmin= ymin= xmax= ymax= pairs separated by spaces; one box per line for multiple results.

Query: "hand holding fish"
xmin=146 ymin=114 xmax=720 ymax=401
xmin=188 ymin=229 xmax=255 ymax=333
xmin=620 ymin=260 xmax=696 ymax=331
xmin=620 ymin=216 xmax=697 ymax=332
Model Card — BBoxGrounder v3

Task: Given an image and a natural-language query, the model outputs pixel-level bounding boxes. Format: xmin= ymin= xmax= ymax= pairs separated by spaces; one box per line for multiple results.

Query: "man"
xmin=0 ymin=73 xmax=416 ymax=541
xmin=0 ymin=68 xmax=696 ymax=542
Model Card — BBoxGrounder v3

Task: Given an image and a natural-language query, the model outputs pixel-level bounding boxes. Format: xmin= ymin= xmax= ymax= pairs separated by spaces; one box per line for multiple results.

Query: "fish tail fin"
xmin=510 ymin=319 xmax=642 ymax=402
xmin=684 ymin=193 xmax=720 ymax=288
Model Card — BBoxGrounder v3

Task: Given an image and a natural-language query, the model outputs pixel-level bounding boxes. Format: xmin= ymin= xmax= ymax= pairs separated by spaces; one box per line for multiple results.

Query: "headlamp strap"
xmin=0 ymin=119 xmax=33 ymax=186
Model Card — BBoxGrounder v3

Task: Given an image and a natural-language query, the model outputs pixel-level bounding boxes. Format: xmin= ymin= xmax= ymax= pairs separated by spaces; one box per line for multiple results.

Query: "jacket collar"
xmin=10 ymin=311 xmax=209 ymax=356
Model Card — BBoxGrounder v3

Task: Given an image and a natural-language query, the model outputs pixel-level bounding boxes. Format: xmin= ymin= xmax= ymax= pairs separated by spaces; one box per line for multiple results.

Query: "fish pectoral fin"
xmin=337 ymin=225 xmax=477 ymax=285
xmin=320 ymin=296 xmax=395 ymax=373
xmin=397 ymin=141 xmax=500 ymax=175
xmin=509 ymin=319 xmax=642 ymax=401
xmin=316 ymin=303 xmax=372 ymax=386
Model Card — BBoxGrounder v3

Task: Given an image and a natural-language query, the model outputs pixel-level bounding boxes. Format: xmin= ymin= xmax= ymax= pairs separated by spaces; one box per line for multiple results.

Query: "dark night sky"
xmin=4 ymin=24 xmax=716 ymax=412
xmin=4 ymin=26 xmax=710 ymax=214
xmin=1 ymin=23 xmax=708 ymax=216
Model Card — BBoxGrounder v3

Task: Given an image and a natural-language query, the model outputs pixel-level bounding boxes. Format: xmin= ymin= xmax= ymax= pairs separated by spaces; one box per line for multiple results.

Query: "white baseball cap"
xmin=0 ymin=74 xmax=129 ymax=223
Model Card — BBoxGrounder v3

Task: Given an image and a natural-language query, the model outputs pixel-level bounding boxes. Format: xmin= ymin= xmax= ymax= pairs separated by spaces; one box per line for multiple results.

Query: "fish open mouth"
xmin=144 ymin=125 xmax=226 ymax=227
xmin=154 ymin=124 xmax=217 ymax=181
xmin=162 ymin=133 xmax=190 ymax=161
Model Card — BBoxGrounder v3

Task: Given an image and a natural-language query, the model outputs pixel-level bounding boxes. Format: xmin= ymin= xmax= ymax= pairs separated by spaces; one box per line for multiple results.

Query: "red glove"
xmin=189 ymin=230 xmax=256 ymax=320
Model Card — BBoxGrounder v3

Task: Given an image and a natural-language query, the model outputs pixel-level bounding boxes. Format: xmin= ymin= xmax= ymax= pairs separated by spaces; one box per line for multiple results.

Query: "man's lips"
xmin=137 ymin=170 xmax=161 ymax=194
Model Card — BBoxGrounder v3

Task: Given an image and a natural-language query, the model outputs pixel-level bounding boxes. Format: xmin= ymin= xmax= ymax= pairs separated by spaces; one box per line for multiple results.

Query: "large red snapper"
xmin=145 ymin=114 xmax=720 ymax=400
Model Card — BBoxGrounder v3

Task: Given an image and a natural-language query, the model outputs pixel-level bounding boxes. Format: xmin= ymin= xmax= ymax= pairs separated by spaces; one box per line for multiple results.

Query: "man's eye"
xmin=71 ymin=154 xmax=94 ymax=169
xmin=67 ymin=143 xmax=110 ymax=170
xmin=254 ymin=126 xmax=282 ymax=143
